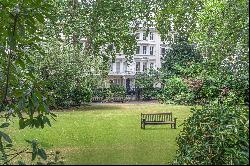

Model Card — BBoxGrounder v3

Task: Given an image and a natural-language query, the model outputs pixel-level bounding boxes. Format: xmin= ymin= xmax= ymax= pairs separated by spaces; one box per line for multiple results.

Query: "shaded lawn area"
xmin=4 ymin=103 xmax=192 ymax=165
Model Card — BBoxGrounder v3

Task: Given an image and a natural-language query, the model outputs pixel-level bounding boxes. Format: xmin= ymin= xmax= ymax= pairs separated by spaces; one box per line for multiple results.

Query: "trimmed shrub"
xmin=174 ymin=94 xmax=249 ymax=165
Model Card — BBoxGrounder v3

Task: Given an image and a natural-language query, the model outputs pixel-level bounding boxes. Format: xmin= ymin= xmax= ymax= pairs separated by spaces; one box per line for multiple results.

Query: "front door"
xmin=126 ymin=78 xmax=130 ymax=92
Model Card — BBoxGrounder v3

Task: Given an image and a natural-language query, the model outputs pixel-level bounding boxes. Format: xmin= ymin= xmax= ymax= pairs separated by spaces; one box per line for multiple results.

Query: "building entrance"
xmin=126 ymin=78 xmax=130 ymax=92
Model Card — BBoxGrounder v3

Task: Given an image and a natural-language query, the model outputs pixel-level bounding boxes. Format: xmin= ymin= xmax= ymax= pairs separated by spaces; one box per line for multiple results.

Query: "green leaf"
xmin=0 ymin=122 xmax=10 ymax=128
xmin=30 ymin=140 xmax=38 ymax=161
xmin=50 ymin=112 xmax=57 ymax=118
xmin=35 ymin=13 xmax=45 ymax=24
xmin=0 ymin=131 xmax=12 ymax=143
xmin=32 ymin=151 xmax=37 ymax=161
xmin=19 ymin=118 xmax=26 ymax=129
xmin=37 ymin=148 xmax=47 ymax=160
xmin=6 ymin=144 xmax=13 ymax=148
xmin=43 ymin=116 xmax=51 ymax=127
xmin=15 ymin=59 xmax=26 ymax=69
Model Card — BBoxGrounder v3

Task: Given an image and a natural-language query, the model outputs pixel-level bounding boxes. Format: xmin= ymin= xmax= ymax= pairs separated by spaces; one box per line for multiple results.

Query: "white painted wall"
xmin=109 ymin=27 xmax=165 ymax=75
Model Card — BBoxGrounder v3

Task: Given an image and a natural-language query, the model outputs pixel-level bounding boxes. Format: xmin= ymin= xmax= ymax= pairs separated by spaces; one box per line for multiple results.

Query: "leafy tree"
xmin=159 ymin=37 xmax=203 ymax=104
xmin=0 ymin=0 xmax=63 ymax=164
xmin=161 ymin=37 xmax=203 ymax=77
xmin=156 ymin=0 xmax=249 ymax=164
xmin=0 ymin=0 xmax=159 ymax=163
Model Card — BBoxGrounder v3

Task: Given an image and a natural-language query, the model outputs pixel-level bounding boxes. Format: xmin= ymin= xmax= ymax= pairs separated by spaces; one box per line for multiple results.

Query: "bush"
xmin=140 ymin=87 xmax=162 ymax=100
xmin=92 ymin=85 xmax=126 ymax=101
xmin=174 ymin=94 xmax=249 ymax=165
xmin=110 ymin=84 xmax=126 ymax=98
xmin=159 ymin=77 xmax=190 ymax=104
xmin=71 ymin=86 xmax=92 ymax=105
xmin=51 ymin=82 xmax=92 ymax=108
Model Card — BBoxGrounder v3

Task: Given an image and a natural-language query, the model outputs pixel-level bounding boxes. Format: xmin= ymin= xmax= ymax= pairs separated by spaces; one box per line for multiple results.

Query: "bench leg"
xmin=141 ymin=119 xmax=145 ymax=129
xmin=174 ymin=118 xmax=177 ymax=129
xmin=141 ymin=121 xmax=144 ymax=129
xmin=141 ymin=122 xmax=145 ymax=129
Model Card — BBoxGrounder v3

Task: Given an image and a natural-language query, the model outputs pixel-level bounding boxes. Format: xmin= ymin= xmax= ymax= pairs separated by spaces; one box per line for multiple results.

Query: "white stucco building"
xmin=108 ymin=26 xmax=171 ymax=91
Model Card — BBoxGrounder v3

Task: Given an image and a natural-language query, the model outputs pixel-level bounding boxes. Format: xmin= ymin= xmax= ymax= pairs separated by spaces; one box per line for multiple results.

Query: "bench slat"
xmin=141 ymin=112 xmax=172 ymax=115
xmin=145 ymin=121 xmax=175 ymax=124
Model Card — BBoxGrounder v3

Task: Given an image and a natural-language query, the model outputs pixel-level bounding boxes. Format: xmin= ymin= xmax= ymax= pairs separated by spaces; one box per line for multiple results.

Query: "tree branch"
xmin=3 ymin=148 xmax=29 ymax=165
xmin=2 ymin=12 xmax=18 ymax=106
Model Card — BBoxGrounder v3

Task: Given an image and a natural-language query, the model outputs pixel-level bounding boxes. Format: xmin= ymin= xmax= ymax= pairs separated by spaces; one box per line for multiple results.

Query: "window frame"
xmin=150 ymin=63 xmax=154 ymax=68
xmin=135 ymin=33 xmax=140 ymax=40
xmin=150 ymin=46 xmax=154 ymax=55
xmin=143 ymin=46 xmax=147 ymax=54
xmin=136 ymin=62 xmax=140 ymax=72
xmin=142 ymin=33 xmax=147 ymax=40
xmin=136 ymin=46 xmax=140 ymax=54
xmin=116 ymin=62 xmax=120 ymax=73
xmin=149 ymin=32 xmax=154 ymax=40
xmin=143 ymin=62 xmax=147 ymax=71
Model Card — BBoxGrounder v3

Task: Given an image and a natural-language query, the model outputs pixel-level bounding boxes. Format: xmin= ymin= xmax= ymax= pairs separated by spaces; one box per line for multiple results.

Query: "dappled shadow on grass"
xmin=52 ymin=104 xmax=124 ymax=112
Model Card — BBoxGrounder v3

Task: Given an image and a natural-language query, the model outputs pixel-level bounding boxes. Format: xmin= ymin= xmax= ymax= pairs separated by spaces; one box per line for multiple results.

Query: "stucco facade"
xmin=108 ymin=27 xmax=169 ymax=91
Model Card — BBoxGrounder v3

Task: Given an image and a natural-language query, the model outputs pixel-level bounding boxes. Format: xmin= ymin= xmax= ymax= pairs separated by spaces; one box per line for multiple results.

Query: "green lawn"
xmin=4 ymin=103 xmax=192 ymax=165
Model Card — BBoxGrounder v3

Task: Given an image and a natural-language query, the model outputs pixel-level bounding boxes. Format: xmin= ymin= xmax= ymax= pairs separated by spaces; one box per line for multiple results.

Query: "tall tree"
xmin=156 ymin=0 xmax=249 ymax=164
xmin=0 ymin=0 xmax=159 ymax=163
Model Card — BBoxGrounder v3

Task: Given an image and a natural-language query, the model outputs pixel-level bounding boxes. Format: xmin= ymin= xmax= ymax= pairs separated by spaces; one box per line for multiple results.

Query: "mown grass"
xmin=3 ymin=103 xmax=192 ymax=165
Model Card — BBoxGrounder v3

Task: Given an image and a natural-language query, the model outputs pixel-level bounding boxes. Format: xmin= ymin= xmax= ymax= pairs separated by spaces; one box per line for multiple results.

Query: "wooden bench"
xmin=141 ymin=112 xmax=177 ymax=129
xmin=112 ymin=97 xmax=125 ymax=103
xmin=92 ymin=96 xmax=103 ymax=102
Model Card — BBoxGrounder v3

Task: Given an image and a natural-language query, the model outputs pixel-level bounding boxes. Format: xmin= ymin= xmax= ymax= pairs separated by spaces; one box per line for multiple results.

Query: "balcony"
xmin=137 ymin=40 xmax=156 ymax=45
xmin=108 ymin=71 xmax=136 ymax=76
